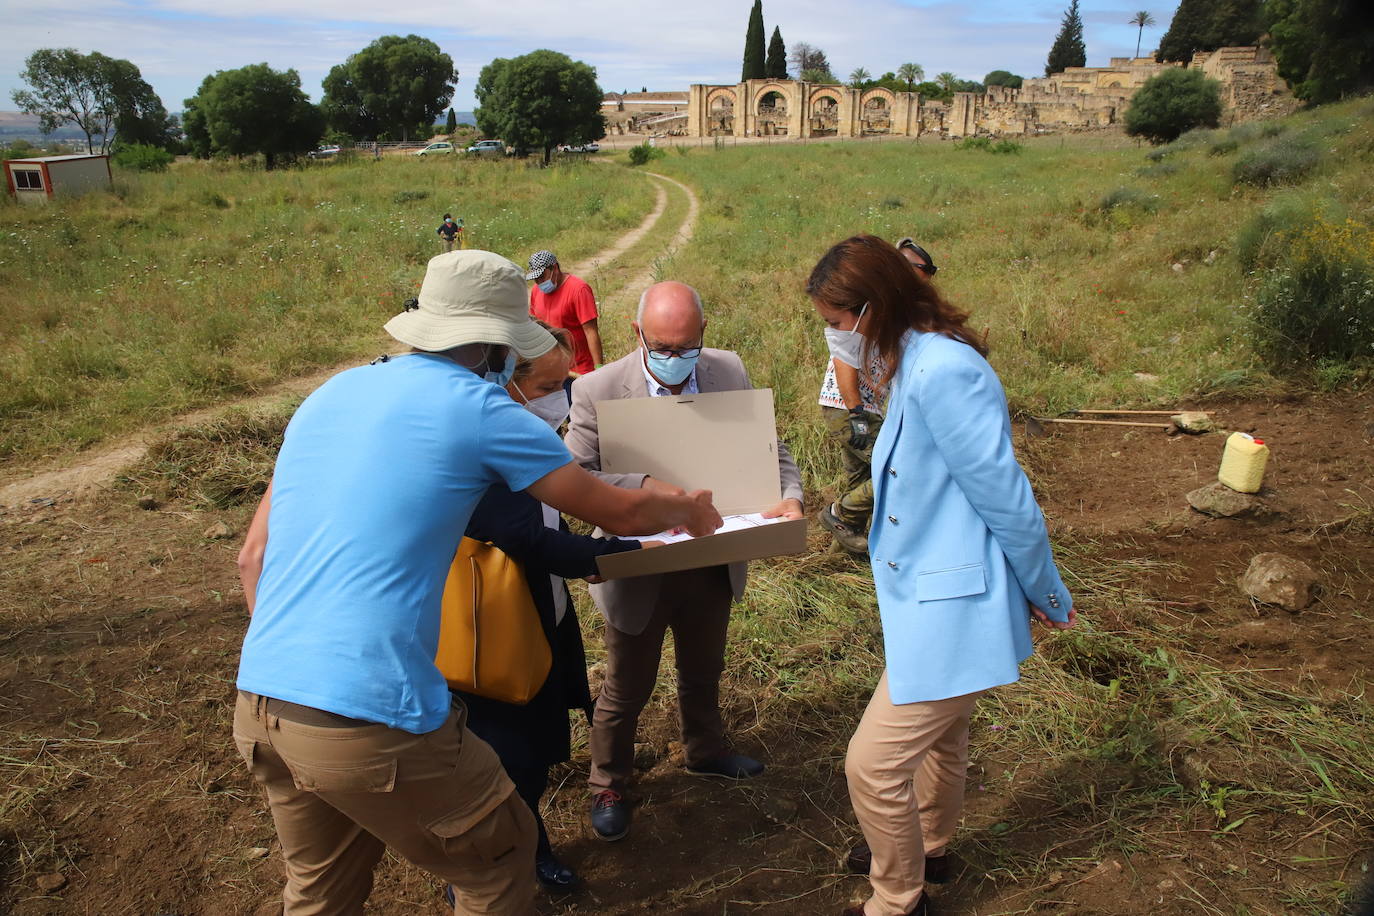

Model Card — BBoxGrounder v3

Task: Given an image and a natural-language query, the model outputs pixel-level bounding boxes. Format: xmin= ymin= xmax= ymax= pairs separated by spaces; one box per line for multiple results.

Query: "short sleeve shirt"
xmin=236 ymin=353 xmax=572 ymax=733
xmin=817 ymin=352 xmax=889 ymax=414
xmin=530 ymin=274 xmax=598 ymax=374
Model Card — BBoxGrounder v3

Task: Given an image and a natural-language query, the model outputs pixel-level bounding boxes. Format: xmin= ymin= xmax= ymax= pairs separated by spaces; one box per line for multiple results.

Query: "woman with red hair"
xmin=807 ymin=235 xmax=1078 ymax=916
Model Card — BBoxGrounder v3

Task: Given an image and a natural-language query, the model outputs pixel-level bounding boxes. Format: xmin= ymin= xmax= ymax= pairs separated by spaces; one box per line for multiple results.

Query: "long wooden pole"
xmin=1068 ymin=409 xmax=1193 ymax=416
xmin=1038 ymin=418 xmax=1170 ymax=428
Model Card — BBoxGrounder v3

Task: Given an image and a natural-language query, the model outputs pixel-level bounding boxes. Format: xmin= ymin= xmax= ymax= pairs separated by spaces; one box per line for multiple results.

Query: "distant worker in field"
xmin=817 ymin=238 xmax=938 ymax=557
xmin=232 ymin=250 xmax=720 ymax=915
xmin=565 ymin=281 xmax=804 ymax=843
xmin=526 ymin=250 xmax=604 ymax=385
xmin=437 ymin=214 xmax=462 ymax=252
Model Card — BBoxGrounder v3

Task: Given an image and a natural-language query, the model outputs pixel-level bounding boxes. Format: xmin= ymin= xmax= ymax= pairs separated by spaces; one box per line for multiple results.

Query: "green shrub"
xmin=1208 ymin=138 xmax=1239 ymax=156
xmin=627 ymin=142 xmax=665 ymax=166
xmin=113 ymin=143 xmax=174 ymax=172
xmin=1137 ymin=161 xmax=1180 ymax=178
xmin=1259 ymin=121 xmax=1287 ymax=138
xmin=1232 ymin=138 xmax=1320 ymax=187
xmin=1124 ymin=69 xmax=1223 ymax=144
xmin=990 ymin=139 xmax=1023 ymax=155
xmin=956 ymin=136 xmax=993 ymax=151
xmin=1233 ymin=193 xmax=1341 ymax=272
xmin=1249 ymin=215 xmax=1374 ymax=366
xmin=1098 ymin=187 xmax=1159 ymax=214
xmin=392 ymin=189 xmax=431 ymax=204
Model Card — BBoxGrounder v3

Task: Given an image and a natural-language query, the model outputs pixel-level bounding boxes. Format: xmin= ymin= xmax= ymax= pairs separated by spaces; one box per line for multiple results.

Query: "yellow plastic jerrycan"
xmin=1218 ymin=432 xmax=1270 ymax=493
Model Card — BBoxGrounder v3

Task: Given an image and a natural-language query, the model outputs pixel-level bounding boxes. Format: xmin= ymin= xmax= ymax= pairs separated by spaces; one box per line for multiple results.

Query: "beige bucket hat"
xmin=384 ymin=250 xmax=556 ymax=357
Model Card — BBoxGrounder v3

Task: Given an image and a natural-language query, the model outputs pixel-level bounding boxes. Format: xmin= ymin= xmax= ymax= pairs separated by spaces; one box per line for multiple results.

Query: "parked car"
xmin=308 ymin=145 xmax=342 ymax=159
xmin=557 ymin=142 xmax=600 ymax=154
xmin=414 ymin=142 xmax=455 ymax=156
xmin=466 ymin=139 xmax=506 ymax=158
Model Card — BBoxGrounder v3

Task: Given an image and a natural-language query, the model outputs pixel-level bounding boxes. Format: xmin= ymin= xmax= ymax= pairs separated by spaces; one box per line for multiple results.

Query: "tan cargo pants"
xmin=232 ymin=691 xmax=536 ymax=915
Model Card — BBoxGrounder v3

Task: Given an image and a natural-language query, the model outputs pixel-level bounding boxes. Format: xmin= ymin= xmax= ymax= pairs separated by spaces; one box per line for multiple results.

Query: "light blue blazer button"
xmin=887 ymin=561 xmax=899 ymax=569
xmin=888 ymin=468 xmax=897 ymax=477
xmin=887 ymin=515 xmax=898 ymax=524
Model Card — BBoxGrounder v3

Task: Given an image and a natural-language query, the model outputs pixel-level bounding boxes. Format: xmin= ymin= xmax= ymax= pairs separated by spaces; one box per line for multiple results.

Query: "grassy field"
xmin=0 ymin=155 xmax=656 ymax=464
xmin=2 ymin=98 xmax=1373 ymax=913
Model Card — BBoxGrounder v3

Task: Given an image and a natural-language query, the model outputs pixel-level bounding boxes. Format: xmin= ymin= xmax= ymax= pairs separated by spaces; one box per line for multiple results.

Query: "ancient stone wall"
xmin=677 ymin=47 xmax=1295 ymax=141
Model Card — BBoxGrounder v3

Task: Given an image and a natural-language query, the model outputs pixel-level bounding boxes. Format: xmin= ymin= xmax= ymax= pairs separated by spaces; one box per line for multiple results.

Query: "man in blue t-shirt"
xmin=232 ymin=250 xmax=721 ymax=915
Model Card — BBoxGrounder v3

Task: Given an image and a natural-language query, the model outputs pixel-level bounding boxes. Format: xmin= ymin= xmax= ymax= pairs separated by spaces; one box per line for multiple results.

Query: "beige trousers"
xmin=844 ymin=672 xmax=982 ymax=916
xmin=232 ymin=692 xmax=536 ymax=916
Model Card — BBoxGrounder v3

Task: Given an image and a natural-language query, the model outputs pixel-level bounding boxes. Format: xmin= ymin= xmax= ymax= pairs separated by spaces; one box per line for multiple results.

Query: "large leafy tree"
xmin=475 ymin=50 xmax=603 ymax=165
xmin=1045 ymin=0 xmax=1088 ymax=76
xmin=12 ymin=49 xmax=173 ymax=153
xmin=983 ymin=69 xmax=1024 ymax=88
xmin=1157 ymin=0 xmax=1263 ymax=62
xmin=742 ymin=0 xmax=767 ymax=80
xmin=766 ymin=27 xmax=788 ymax=79
xmin=1124 ymin=67 xmax=1222 ymax=143
xmin=183 ymin=64 xmax=324 ymax=169
xmin=1268 ymin=0 xmax=1374 ymax=102
xmin=322 ymin=35 xmax=457 ymax=141
xmin=790 ymin=43 xmax=832 ymax=81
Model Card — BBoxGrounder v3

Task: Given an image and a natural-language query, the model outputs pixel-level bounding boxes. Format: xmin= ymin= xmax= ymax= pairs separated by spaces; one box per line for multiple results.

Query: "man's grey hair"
xmin=636 ymin=284 xmax=705 ymax=322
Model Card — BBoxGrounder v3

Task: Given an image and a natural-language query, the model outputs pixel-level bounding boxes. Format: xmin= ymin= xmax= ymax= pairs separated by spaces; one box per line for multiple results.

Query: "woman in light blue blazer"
xmin=807 ymin=236 xmax=1077 ymax=916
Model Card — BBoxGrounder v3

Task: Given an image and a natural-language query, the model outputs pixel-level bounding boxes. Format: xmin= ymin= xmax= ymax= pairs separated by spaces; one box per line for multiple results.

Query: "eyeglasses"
xmin=639 ymin=330 xmax=702 ymax=361
xmin=912 ymin=262 xmax=937 ymax=276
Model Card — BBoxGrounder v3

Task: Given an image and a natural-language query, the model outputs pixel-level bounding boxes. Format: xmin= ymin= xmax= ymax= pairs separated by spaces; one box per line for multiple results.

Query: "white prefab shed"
xmin=4 ymin=154 xmax=112 ymax=204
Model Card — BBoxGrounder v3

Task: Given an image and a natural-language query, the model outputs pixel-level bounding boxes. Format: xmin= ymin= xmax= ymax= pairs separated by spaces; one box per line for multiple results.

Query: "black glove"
xmin=847 ymin=407 xmax=872 ymax=450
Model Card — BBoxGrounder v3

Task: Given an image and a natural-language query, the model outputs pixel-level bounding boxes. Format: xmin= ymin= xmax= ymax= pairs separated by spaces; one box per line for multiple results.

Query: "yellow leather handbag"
xmin=435 ymin=537 xmax=551 ymax=705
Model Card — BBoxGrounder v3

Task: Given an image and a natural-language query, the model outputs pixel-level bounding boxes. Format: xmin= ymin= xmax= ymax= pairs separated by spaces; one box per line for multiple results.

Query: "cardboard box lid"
xmin=597 ymin=388 xmax=782 ymax=516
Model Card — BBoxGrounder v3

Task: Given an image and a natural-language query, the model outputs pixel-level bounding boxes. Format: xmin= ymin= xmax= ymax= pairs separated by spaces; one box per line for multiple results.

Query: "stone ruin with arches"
xmin=680 ymin=48 xmax=1295 ymax=141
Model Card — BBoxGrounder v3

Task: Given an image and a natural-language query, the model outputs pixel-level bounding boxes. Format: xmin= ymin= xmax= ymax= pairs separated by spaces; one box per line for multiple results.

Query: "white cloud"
xmin=1 ymin=0 xmax=1181 ymax=114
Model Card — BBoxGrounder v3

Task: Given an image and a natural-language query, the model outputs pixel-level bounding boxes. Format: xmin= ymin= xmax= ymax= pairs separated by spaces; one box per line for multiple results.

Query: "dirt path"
xmin=601 ymin=171 xmax=700 ymax=310
xmin=0 ymin=169 xmax=696 ymax=511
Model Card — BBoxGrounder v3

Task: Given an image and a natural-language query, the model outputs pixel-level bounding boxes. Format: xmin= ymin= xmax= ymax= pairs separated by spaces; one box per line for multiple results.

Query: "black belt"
xmin=241 ymin=691 xmax=375 ymax=728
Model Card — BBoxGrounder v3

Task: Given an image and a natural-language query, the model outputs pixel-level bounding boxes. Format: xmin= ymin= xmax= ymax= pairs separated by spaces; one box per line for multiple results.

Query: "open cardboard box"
xmin=594 ymin=388 xmax=809 ymax=579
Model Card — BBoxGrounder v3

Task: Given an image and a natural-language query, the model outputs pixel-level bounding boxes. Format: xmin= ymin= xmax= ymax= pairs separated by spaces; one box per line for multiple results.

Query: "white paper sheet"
xmin=645 ymin=512 xmax=784 ymax=545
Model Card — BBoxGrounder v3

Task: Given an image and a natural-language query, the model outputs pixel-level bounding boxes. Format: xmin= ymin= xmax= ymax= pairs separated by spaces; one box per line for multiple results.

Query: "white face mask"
xmin=514 ymin=383 xmax=571 ymax=430
xmin=823 ymin=302 xmax=868 ymax=369
xmin=537 ymin=279 xmax=557 ymax=295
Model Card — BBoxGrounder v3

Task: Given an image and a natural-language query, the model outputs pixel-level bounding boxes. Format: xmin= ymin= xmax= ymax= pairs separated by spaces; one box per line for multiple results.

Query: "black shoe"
xmin=590 ymin=789 xmax=630 ymax=841
xmin=846 ymin=843 xmax=950 ymax=884
xmin=819 ymin=504 xmax=869 ymax=556
xmin=842 ymin=892 xmax=927 ymax=916
xmin=536 ymin=850 xmax=579 ymax=891
xmin=685 ymin=753 xmax=765 ymax=779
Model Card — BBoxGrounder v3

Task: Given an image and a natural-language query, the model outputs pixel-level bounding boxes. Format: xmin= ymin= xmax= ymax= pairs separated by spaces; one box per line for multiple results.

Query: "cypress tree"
xmin=766 ymin=26 xmax=788 ymax=78
xmin=742 ymin=0 xmax=766 ymax=81
xmin=1045 ymin=0 xmax=1088 ymax=76
xmin=1156 ymin=0 xmax=1214 ymax=62
xmin=445 ymin=107 xmax=457 ymax=133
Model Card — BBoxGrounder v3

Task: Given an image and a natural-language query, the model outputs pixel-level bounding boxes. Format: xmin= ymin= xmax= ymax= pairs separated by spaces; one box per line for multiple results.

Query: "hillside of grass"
xmin=628 ymin=98 xmax=1374 ymax=482
xmin=0 ymin=156 xmax=656 ymax=463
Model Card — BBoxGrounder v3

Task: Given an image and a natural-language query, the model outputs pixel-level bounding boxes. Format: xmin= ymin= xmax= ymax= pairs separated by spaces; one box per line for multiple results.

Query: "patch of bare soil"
xmin=0 ymin=392 xmax=1370 ymax=914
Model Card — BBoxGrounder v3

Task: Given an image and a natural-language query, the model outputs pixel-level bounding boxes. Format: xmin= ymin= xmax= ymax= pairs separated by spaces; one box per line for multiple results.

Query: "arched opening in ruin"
xmin=809 ymin=92 xmax=840 ymax=136
xmin=755 ymin=89 xmax=789 ymax=135
xmin=861 ymin=90 xmax=893 ymax=134
xmin=707 ymin=91 xmax=735 ymax=135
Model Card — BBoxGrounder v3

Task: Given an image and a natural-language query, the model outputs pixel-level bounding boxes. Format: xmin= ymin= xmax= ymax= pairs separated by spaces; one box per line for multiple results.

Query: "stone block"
xmin=1186 ymin=482 xmax=1270 ymax=518
xmin=1240 ymin=552 xmax=1318 ymax=612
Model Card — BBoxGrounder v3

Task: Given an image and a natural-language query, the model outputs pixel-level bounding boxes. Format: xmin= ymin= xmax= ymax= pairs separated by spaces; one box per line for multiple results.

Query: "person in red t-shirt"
xmin=525 ymin=250 xmax=603 ymax=378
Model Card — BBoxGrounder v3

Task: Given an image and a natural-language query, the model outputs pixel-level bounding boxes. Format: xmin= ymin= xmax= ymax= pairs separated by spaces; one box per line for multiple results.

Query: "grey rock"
xmin=1187 ymin=482 xmax=1269 ymax=518
xmin=36 ymin=873 xmax=67 ymax=892
xmin=1241 ymin=553 xmax=1318 ymax=612
xmin=204 ymin=521 xmax=234 ymax=540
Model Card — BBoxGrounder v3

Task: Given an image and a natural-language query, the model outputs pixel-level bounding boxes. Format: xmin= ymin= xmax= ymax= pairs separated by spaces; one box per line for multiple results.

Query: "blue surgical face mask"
xmin=482 ymin=347 xmax=516 ymax=387
xmin=537 ymin=279 xmax=557 ymax=295
xmin=646 ymin=351 xmax=697 ymax=386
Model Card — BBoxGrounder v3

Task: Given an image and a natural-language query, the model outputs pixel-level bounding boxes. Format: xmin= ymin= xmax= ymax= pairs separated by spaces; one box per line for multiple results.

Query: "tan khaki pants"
xmin=233 ymin=692 xmax=536 ymax=915
xmin=589 ymin=566 xmax=733 ymax=792
xmin=844 ymin=673 xmax=981 ymax=916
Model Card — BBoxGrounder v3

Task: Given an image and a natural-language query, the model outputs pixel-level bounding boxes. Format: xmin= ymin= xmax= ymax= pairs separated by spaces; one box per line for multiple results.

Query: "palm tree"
xmin=1129 ymin=11 xmax=1156 ymax=58
xmin=896 ymin=62 xmax=925 ymax=91
xmin=935 ymin=71 xmax=958 ymax=94
xmin=848 ymin=66 xmax=872 ymax=88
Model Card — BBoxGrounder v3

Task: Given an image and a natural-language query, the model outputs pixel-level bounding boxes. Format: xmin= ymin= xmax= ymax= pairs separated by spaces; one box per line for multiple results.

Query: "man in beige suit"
xmin=566 ymin=281 xmax=804 ymax=841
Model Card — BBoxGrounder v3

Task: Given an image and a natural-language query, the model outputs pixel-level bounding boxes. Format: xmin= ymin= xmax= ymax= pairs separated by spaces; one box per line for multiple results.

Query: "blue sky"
xmin=2 ymin=0 xmax=1180 ymax=115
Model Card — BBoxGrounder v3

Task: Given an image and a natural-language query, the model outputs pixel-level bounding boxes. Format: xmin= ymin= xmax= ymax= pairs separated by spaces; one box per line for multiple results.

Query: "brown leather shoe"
xmin=840 ymin=892 xmax=928 ymax=916
xmin=846 ymin=842 xmax=950 ymax=883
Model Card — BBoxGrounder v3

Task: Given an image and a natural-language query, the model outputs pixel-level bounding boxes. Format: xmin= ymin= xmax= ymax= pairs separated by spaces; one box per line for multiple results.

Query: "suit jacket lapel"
xmin=619 ymin=352 xmax=640 ymax=398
